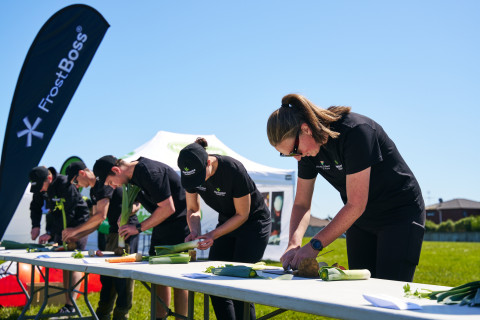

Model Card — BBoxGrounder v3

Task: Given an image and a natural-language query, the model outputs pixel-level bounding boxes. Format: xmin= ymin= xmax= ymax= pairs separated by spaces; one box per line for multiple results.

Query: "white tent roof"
xmin=122 ymin=131 xmax=295 ymax=186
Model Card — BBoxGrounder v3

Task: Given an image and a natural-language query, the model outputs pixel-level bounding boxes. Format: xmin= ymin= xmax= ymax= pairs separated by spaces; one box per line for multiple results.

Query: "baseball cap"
xmin=65 ymin=161 xmax=86 ymax=183
xmin=93 ymin=155 xmax=117 ymax=183
xmin=177 ymin=143 xmax=208 ymax=190
xmin=29 ymin=166 xmax=48 ymax=193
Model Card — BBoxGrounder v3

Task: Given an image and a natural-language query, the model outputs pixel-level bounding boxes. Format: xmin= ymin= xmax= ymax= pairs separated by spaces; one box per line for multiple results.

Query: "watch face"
xmin=311 ymin=239 xmax=322 ymax=250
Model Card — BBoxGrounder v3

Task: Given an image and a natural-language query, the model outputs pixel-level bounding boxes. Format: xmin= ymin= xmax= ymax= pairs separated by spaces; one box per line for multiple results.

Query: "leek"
xmin=154 ymin=239 xmax=199 ymax=255
xmin=211 ymin=265 xmax=258 ymax=278
xmin=148 ymin=253 xmax=191 ymax=264
xmin=319 ymin=267 xmax=371 ymax=281
xmin=54 ymin=198 xmax=67 ymax=250
xmin=119 ymin=183 xmax=141 ymax=247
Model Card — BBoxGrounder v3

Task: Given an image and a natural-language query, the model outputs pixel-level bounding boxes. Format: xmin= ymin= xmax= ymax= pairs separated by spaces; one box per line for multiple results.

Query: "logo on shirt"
xmin=182 ymin=167 xmax=196 ymax=176
xmin=214 ymin=187 xmax=226 ymax=196
xmin=316 ymin=161 xmax=330 ymax=171
xmin=334 ymin=160 xmax=343 ymax=171
xmin=195 ymin=186 xmax=206 ymax=192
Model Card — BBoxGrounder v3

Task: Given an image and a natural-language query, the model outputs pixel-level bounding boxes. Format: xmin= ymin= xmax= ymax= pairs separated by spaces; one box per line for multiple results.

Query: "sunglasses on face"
xmin=280 ymin=130 xmax=302 ymax=157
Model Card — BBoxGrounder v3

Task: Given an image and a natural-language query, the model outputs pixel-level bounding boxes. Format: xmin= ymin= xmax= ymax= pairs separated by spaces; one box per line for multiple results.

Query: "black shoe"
xmin=59 ymin=304 xmax=75 ymax=314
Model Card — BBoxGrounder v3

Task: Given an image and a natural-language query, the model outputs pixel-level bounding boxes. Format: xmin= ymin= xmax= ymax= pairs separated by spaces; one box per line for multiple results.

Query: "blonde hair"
xmin=266 ymin=93 xmax=351 ymax=146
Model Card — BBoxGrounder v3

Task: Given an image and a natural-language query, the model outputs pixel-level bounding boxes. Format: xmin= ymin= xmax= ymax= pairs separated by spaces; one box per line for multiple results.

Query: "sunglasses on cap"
xmin=280 ymin=130 xmax=302 ymax=157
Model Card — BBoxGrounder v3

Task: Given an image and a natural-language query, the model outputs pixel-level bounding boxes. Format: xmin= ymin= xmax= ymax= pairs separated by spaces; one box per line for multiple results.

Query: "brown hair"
xmin=266 ymin=93 xmax=351 ymax=146
xmin=195 ymin=137 xmax=208 ymax=150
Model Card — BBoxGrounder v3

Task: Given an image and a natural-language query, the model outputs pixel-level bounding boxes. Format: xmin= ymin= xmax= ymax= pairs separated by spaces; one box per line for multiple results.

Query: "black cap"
xmin=29 ymin=166 xmax=48 ymax=193
xmin=93 ymin=155 xmax=117 ymax=183
xmin=65 ymin=161 xmax=86 ymax=183
xmin=177 ymin=143 xmax=208 ymax=190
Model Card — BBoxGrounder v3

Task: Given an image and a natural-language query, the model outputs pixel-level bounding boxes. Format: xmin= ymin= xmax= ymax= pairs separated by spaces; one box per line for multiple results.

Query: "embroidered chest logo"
xmin=334 ymin=160 xmax=343 ymax=171
xmin=316 ymin=161 xmax=330 ymax=171
xmin=214 ymin=187 xmax=226 ymax=196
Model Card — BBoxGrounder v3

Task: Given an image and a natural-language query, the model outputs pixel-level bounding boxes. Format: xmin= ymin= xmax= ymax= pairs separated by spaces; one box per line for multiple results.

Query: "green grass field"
xmin=0 ymin=239 xmax=479 ymax=319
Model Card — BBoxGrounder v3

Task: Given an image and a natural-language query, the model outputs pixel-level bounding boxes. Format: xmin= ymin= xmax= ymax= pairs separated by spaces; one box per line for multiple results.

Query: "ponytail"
xmin=267 ymin=94 xmax=350 ymax=146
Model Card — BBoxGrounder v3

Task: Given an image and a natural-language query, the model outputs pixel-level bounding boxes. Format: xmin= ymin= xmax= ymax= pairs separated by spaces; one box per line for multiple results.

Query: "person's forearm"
xmin=288 ymin=204 xmax=312 ymax=247
xmin=315 ymin=202 xmax=364 ymax=247
xmin=187 ymin=210 xmax=201 ymax=235
xmin=210 ymin=213 xmax=248 ymax=240
xmin=72 ymin=213 xmax=105 ymax=235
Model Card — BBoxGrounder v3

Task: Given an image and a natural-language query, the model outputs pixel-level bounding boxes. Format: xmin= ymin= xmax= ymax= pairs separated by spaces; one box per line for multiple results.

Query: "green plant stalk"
xmin=154 ymin=239 xmax=199 ymax=255
xmin=319 ymin=267 xmax=370 ymax=281
xmin=54 ymin=199 xmax=67 ymax=250
xmin=211 ymin=265 xmax=257 ymax=278
xmin=148 ymin=253 xmax=191 ymax=264
xmin=119 ymin=184 xmax=141 ymax=247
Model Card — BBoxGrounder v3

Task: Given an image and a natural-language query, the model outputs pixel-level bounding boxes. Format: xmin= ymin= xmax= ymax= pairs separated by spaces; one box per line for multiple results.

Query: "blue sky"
xmin=1 ymin=0 xmax=479 ymax=219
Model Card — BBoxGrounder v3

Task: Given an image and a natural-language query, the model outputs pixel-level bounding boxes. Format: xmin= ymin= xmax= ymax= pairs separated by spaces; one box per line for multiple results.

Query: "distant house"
xmin=426 ymin=198 xmax=480 ymax=224
xmin=305 ymin=216 xmax=330 ymax=237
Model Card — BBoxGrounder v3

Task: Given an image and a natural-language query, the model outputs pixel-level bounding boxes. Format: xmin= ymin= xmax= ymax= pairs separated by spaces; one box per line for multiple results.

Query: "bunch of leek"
xmin=119 ymin=183 xmax=141 ymax=247
xmin=154 ymin=239 xmax=199 ymax=255
xmin=319 ymin=266 xmax=371 ymax=281
xmin=149 ymin=253 xmax=191 ymax=264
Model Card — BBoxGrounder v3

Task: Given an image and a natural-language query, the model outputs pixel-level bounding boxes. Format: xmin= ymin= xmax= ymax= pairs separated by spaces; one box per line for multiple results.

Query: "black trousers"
xmin=208 ymin=219 xmax=270 ymax=320
xmin=346 ymin=211 xmax=425 ymax=282
xmin=96 ymin=233 xmax=139 ymax=320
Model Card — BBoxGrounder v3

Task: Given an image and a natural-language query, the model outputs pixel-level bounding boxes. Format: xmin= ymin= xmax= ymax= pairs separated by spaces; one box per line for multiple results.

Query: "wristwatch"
xmin=309 ymin=238 xmax=323 ymax=251
xmin=135 ymin=223 xmax=142 ymax=233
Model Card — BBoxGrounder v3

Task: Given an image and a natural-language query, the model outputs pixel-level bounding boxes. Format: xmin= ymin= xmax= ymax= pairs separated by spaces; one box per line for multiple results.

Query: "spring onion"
xmin=319 ymin=266 xmax=371 ymax=281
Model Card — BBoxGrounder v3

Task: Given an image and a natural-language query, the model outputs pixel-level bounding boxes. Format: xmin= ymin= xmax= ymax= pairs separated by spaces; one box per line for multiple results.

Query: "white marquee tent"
xmin=122 ymin=131 xmax=295 ymax=261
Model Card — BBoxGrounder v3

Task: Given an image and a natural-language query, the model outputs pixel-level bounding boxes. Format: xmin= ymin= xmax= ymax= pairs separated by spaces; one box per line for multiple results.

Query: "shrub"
xmin=425 ymin=220 xmax=438 ymax=232
xmin=437 ymin=219 xmax=455 ymax=232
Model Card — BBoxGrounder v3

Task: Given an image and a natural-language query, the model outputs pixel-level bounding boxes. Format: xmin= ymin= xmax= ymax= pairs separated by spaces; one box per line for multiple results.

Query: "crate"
xmin=26 ymin=282 xmax=66 ymax=306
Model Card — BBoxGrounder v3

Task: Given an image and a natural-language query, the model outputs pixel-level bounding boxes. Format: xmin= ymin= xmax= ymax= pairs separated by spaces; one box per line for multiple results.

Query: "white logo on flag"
xmin=17 ymin=116 xmax=44 ymax=147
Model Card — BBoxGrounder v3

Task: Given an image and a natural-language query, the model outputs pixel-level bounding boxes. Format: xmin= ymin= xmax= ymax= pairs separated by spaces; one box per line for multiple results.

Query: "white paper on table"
xmin=363 ymin=294 xmax=422 ymax=310
xmin=35 ymin=254 xmax=51 ymax=259
xmin=182 ymin=273 xmax=212 ymax=279
xmin=82 ymin=258 xmax=101 ymax=264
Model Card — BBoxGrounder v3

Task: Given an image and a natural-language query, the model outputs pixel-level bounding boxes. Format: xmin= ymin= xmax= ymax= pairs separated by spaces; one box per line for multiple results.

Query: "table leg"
xmin=151 ymin=283 xmax=157 ymax=320
xmin=203 ymin=294 xmax=209 ymax=320
xmin=187 ymin=291 xmax=194 ymax=320
xmin=242 ymin=301 xmax=250 ymax=320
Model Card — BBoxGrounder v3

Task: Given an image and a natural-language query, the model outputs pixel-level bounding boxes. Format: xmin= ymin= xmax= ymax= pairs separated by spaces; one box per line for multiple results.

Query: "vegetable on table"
xmin=148 ymin=253 xmax=191 ymax=264
xmin=404 ymin=281 xmax=480 ymax=307
xmin=319 ymin=266 xmax=371 ymax=281
xmin=119 ymin=183 xmax=141 ymax=247
xmin=296 ymin=258 xmax=328 ymax=278
xmin=105 ymin=253 xmax=143 ymax=263
xmin=154 ymin=239 xmax=199 ymax=256
xmin=211 ymin=265 xmax=258 ymax=278
xmin=1 ymin=240 xmax=46 ymax=250
xmin=71 ymin=250 xmax=84 ymax=259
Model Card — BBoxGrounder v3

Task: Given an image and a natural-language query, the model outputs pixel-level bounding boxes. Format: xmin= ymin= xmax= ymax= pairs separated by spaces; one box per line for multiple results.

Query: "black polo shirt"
xmin=130 ymin=157 xmax=186 ymax=223
xmin=90 ymin=180 xmax=139 ymax=234
xmin=46 ymin=174 xmax=90 ymax=232
xmin=187 ymin=155 xmax=271 ymax=227
xmin=298 ymin=112 xmax=424 ymax=227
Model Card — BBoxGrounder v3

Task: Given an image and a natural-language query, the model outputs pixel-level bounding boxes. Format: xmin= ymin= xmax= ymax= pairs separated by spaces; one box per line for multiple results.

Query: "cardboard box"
xmin=26 ymin=282 xmax=66 ymax=306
